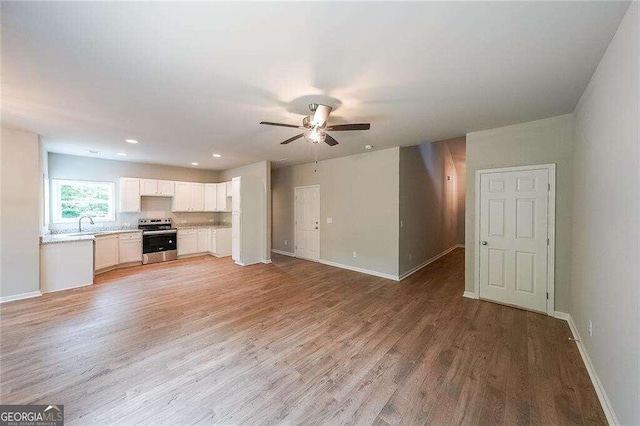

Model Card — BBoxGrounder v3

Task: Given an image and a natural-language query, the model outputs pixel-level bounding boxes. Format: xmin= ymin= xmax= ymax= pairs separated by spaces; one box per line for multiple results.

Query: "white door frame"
xmin=294 ymin=185 xmax=320 ymax=261
xmin=474 ymin=163 xmax=556 ymax=315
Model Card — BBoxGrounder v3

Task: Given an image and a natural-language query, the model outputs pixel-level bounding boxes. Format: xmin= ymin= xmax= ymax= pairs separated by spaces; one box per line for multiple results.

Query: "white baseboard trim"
xmin=271 ymin=249 xmax=296 ymax=257
xmin=462 ymin=291 xmax=478 ymax=299
xmin=398 ymin=245 xmax=460 ymax=281
xmin=262 ymin=259 xmax=272 ymax=264
xmin=319 ymin=259 xmax=399 ymax=281
xmin=553 ymin=311 xmax=619 ymax=425
xmin=456 ymin=244 xmax=465 ymax=249
xmin=0 ymin=291 xmax=42 ymax=304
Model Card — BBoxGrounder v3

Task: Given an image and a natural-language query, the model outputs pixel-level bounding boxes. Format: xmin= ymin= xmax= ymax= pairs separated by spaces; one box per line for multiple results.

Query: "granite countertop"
xmin=41 ymin=229 xmax=142 ymax=245
xmin=175 ymin=223 xmax=232 ymax=230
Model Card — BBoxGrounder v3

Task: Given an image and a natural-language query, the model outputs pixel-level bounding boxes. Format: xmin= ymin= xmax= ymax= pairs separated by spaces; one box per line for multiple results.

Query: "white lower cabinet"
xmin=95 ymin=235 xmax=119 ymax=270
xmin=210 ymin=228 xmax=232 ymax=257
xmin=41 ymin=240 xmax=94 ymax=293
xmin=197 ymin=228 xmax=211 ymax=253
xmin=119 ymin=233 xmax=142 ymax=263
xmin=177 ymin=230 xmax=198 ymax=256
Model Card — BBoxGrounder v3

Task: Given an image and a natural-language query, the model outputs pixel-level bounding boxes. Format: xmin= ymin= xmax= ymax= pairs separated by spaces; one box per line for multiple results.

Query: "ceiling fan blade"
xmin=260 ymin=121 xmax=304 ymax=129
xmin=312 ymin=105 xmax=333 ymax=127
xmin=324 ymin=134 xmax=339 ymax=146
xmin=325 ymin=123 xmax=371 ymax=131
xmin=280 ymin=133 xmax=304 ymax=145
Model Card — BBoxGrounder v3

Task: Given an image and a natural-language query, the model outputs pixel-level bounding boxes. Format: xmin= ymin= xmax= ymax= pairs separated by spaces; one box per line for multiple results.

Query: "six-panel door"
xmin=479 ymin=168 xmax=549 ymax=313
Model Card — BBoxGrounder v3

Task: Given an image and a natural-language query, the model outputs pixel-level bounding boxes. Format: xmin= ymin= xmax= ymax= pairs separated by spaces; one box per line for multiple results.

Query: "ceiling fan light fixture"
xmin=306 ymin=128 xmax=325 ymax=144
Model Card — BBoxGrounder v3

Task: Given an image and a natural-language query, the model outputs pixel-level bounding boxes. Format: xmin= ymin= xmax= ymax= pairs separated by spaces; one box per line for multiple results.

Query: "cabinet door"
xmin=226 ymin=181 xmax=233 ymax=194
xmin=210 ymin=230 xmax=217 ymax=254
xmin=119 ymin=237 xmax=142 ymax=263
xmin=177 ymin=232 xmax=198 ymax=256
xmin=95 ymin=235 xmax=119 ymax=269
xmin=216 ymin=183 xmax=227 ymax=211
xmin=232 ymin=212 xmax=240 ymax=261
xmin=119 ymin=178 xmax=140 ymax=212
xmin=140 ymin=179 xmax=158 ymax=196
xmin=158 ymin=180 xmax=175 ymax=197
xmin=204 ymin=184 xmax=217 ymax=212
xmin=197 ymin=228 xmax=210 ymax=253
xmin=191 ymin=183 xmax=205 ymax=212
xmin=173 ymin=182 xmax=192 ymax=212
xmin=232 ymin=178 xmax=241 ymax=212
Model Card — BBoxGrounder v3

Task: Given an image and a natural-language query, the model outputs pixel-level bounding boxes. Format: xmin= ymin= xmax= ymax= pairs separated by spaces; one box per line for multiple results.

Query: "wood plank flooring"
xmin=0 ymin=249 xmax=606 ymax=425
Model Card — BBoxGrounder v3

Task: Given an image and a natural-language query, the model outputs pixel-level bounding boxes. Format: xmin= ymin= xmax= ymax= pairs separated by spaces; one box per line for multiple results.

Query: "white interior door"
xmin=478 ymin=167 xmax=551 ymax=313
xmin=295 ymin=186 xmax=320 ymax=261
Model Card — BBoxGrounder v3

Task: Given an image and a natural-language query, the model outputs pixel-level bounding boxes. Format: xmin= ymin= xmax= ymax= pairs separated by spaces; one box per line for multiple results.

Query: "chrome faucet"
xmin=78 ymin=216 xmax=95 ymax=233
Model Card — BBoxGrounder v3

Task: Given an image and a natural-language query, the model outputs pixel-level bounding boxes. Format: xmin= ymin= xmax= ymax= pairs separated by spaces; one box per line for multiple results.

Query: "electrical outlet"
xmin=327 ymin=217 xmax=333 ymax=224
xmin=284 ymin=240 xmax=288 ymax=245
xmin=180 ymin=220 xmax=187 ymax=224
xmin=588 ymin=320 xmax=593 ymax=337
xmin=409 ymin=253 xmax=412 ymax=260
xmin=209 ymin=218 xmax=215 ymax=222
xmin=400 ymin=220 xmax=404 ymax=228
xmin=123 ymin=222 xmax=131 ymax=227
xmin=352 ymin=251 xmax=357 ymax=258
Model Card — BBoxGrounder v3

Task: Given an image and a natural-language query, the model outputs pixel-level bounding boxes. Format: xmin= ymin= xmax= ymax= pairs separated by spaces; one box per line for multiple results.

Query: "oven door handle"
xmin=142 ymin=229 xmax=177 ymax=235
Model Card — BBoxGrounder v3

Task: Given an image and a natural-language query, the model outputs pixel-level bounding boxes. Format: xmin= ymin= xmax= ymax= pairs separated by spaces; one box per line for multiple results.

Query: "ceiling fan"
xmin=260 ymin=103 xmax=370 ymax=146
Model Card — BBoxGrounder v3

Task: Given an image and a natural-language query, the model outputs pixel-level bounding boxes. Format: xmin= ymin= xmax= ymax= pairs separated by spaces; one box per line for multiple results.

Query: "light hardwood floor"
xmin=0 ymin=249 xmax=605 ymax=425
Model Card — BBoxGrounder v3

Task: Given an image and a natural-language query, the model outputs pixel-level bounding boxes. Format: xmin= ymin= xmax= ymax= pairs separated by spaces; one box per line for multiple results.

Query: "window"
xmin=52 ymin=179 xmax=115 ymax=223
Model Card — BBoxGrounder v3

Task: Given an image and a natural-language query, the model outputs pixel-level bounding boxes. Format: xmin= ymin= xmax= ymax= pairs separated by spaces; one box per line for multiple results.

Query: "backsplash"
xmin=47 ymin=197 xmax=231 ymax=234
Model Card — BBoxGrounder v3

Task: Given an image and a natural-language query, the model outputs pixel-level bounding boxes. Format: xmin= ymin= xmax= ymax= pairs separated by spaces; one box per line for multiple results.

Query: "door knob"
xmin=481 ymin=241 xmax=488 ymax=246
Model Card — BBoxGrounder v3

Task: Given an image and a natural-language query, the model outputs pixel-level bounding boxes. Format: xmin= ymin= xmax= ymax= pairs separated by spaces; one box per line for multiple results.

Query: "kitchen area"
xmin=39 ymin=157 xmax=268 ymax=295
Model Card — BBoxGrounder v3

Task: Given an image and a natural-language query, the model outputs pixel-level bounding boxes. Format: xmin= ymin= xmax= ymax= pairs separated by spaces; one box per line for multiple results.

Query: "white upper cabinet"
xmin=204 ymin=184 xmax=218 ymax=212
xmin=216 ymin=182 xmax=232 ymax=211
xmin=140 ymin=179 xmax=174 ymax=197
xmin=158 ymin=180 xmax=175 ymax=196
xmin=173 ymin=182 xmax=192 ymax=212
xmin=119 ymin=178 xmax=141 ymax=213
xmin=173 ymin=182 xmax=205 ymax=212
xmin=139 ymin=179 xmax=158 ymax=196
xmin=232 ymin=177 xmax=241 ymax=212
xmin=226 ymin=181 xmax=233 ymax=195
xmin=191 ymin=183 xmax=205 ymax=212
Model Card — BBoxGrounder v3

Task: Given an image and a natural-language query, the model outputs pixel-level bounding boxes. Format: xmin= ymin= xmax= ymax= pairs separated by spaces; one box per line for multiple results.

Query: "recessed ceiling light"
xmin=365 ymin=145 xmax=373 ymax=150
xmin=191 ymin=162 xmax=199 ymax=166
xmin=212 ymin=154 xmax=222 ymax=158
xmin=88 ymin=150 xmax=100 ymax=154
xmin=117 ymin=152 xmax=127 ymax=156
xmin=125 ymin=139 xmax=138 ymax=144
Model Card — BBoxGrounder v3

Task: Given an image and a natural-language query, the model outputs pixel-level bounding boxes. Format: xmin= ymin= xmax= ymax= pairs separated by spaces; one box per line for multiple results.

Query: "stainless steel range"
xmin=139 ymin=218 xmax=178 ymax=264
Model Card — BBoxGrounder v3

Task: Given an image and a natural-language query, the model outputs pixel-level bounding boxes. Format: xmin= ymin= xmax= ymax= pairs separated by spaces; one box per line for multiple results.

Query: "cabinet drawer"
xmin=119 ymin=232 xmax=142 ymax=241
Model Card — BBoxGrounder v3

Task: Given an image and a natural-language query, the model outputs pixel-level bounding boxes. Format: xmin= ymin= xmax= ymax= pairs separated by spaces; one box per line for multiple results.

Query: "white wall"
xmin=221 ymin=161 xmax=271 ymax=262
xmin=571 ymin=3 xmax=639 ymax=424
xmin=465 ymin=114 xmax=574 ymax=312
xmin=272 ymin=148 xmax=400 ymax=277
xmin=1 ymin=128 xmax=41 ymax=299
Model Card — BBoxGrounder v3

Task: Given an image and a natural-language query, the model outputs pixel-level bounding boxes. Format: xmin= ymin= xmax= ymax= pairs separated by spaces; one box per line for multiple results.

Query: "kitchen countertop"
xmin=40 ymin=229 xmax=142 ymax=245
xmin=175 ymin=224 xmax=231 ymax=230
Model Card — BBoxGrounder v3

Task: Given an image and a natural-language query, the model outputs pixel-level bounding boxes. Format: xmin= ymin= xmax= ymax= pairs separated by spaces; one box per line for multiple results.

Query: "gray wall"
xmin=399 ymin=139 xmax=462 ymax=276
xmin=272 ymin=148 xmax=400 ymax=277
xmin=48 ymin=153 xmax=223 ymax=230
xmin=221 ymin=161 xmax=271 ymax=262
xmin=465 ymin=114 xmax=574 ymax=312
xmin=571 ymin=3 xmax=639 ymax=424
xmin=1 ymin=128 xmax=41 ymax=299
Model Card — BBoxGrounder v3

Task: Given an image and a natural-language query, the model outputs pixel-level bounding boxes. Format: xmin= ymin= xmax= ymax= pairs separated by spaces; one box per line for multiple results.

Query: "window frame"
xmin=51 ymin=179 xmax=116 ymax=224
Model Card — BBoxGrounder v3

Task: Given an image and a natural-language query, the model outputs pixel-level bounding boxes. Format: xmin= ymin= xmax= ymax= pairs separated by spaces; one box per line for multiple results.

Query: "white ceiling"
xmin=2 ymin=1 xmax=630 ymax=170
